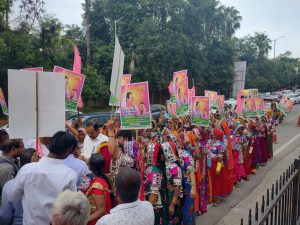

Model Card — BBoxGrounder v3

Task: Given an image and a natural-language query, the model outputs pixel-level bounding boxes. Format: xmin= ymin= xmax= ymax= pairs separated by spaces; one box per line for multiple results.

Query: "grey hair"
xmin=52 ymin=190 xmax=90 ymax=225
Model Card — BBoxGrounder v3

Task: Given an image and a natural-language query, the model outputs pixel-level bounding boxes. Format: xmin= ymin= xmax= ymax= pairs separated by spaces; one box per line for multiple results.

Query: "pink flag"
xmin=73 ymin=46 xmax=82 ymax=74
xmin=73 ymin=46 xmax=84 ymax=108
xmin=78 ymin=96 xmax=83 ymax=108
xmin=36 ymin=139 xmax=44 ymax=157
xmin=168 ymin=81 xmax=172 ymax=94
xmin=236 ymin=90 xmax=242 ymax=114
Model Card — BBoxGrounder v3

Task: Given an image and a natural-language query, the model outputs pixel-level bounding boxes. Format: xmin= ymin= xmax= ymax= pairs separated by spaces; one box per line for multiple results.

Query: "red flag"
xmin=73 ymin=46 xmax=82 ymax=74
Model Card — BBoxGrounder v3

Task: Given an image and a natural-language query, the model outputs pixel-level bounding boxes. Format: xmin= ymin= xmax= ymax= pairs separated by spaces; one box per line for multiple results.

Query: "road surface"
xmin=196 ymin=104 xmax=300 ymax=225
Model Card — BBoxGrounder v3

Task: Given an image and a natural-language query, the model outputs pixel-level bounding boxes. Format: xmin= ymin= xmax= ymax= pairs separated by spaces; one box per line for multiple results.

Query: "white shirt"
xmin=96 ymin=200 xmax=154 ymax=225
xmin=82 ymin=133 xmax=108 ymax=158
xmin=7 ymin=157 xmax=77 ymax=225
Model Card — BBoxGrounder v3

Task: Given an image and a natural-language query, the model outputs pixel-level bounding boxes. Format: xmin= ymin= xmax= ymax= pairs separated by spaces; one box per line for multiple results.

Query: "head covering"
xmin=213 ymin=127 xmax=224 ymax=141
xmin=234 ymin=121 xmax=244 ymax=133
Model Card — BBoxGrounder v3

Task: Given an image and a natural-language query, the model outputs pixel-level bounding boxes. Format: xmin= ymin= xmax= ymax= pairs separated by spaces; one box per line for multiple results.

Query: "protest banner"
xmin=8 ymin=69 xmax=65 ymax=139
xmin=191 ymin=96 xmax=210 ymax=127
xmin=255 ymin=98 xmax=265 ymax=117
xmin=0 ymin=88 xmax=8 ymax=115
xmin=205 ymin=90 xmax=218 ymax=108
xmin=120 ymin=82 xmax=151 ymax=130
xmin=171 ymin=70 xmax=187 ymax=103
xmin=217 ymin=95 xmax=225 ymax=113
xmin=176 ymin=78 xmax=189 ymax=117
xmin=277 ymin=102 xmax=288 ymax=116
xmin=109 ymin=36 xmax=125 ymax=106
xmin=166 ymin=100 xmax=176 ymax=117
xmin=122 ymin=74 xmax=132 ymax=85
xmin=242 ymin=98 xmax=257 ymax=117
xmin=280 ymin=96 xmax=293 ymax=113
xmin=240 ymin=89 xmax=258 ymax=98
xmin=53 ymin=66 xmax=85 ymax=111
xmin=188 ymin=87 xmax=195 ymax=111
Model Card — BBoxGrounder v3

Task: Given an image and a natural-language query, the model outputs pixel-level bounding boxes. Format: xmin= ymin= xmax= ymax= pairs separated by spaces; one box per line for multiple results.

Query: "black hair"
xmin=196 ymin=101 xmax=199 ymax=106
xmin=0 ymin=129 xmax=8 ymax=144
xmin=49 ymin=131 xmax=77 ymax=155
xmin=116 ymin=130 xmax=132 ymax=141
xmin=0 ymin=139 xmax=22 ymax=154
xmin=20 ymin=148 xmax=36 ymax=167
xmin=86 ymin=121 xmax=100 ymax=131
xmin=115 ymin=167 xmax=141 ymax=203
xmin=126 ymin=92 xmax=132 ymax=100
xmin=89 ymin=153 xmax=113 ymax=203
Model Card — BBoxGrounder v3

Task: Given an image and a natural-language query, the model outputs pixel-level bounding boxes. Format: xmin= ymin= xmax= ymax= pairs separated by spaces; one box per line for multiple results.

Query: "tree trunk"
xmin=85 ymin=0 xmax=91 ymax=65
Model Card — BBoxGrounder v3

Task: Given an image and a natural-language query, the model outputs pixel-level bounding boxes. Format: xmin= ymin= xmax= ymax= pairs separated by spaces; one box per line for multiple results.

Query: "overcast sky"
xmin=15 ymin=0 xmax=300 ymax=58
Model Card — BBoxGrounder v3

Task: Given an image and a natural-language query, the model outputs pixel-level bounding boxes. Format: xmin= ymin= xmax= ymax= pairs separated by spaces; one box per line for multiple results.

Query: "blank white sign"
xmin=8 ymin=70 xmax=65 ymax=139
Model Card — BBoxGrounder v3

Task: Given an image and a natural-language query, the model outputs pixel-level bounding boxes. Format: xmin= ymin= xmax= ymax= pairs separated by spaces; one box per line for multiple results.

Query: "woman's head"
xmin=0 ymin=129 xmax=9 ymax=145
xmin=89 ymin=153 xmax=105 ymax=176
xmin=20 ymin=148 xmax=39 ymax=167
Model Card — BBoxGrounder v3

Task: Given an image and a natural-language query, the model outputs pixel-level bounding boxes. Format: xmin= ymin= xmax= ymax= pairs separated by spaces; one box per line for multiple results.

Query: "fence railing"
xmin=240 ymin=157 xmax=300 ymax=225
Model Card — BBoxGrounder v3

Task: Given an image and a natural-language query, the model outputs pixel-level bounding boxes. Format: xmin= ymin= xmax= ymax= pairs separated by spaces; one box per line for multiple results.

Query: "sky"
xmin=13 ymin=0 xmax=300 ymax=58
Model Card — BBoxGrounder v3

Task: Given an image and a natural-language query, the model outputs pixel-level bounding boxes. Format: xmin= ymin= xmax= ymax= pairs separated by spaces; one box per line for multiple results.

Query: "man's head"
xmin=117 ymin=130 xmax=132 ymax=146
xmin=115 ymin=167 xmax=141 ymax=204
xmin=0 ymin=129 xmax=9 ymax=145
xmin=77 ymin=128 xmax=86 ymax=143
xmin=139 ymin=102 xmax=145 ymax=112
xmin=49 ymin=131 xmax=77 ymax=159
xmin=86 ymin=122 xmax=100 ymax=140
xmin=71 ymin=89 xmax=77 ymax=97
xmin=126 ymin=92 xmax=134 ymax=106
xmin=1 ymin=139 xmax=24 ymax=158
xmin=52 ymin=190 xmax=90 ymax=225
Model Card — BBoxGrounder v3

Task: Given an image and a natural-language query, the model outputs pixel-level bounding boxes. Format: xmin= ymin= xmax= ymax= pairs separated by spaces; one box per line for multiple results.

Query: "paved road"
xmin=196 ymin=105 xmax=300 ymax=225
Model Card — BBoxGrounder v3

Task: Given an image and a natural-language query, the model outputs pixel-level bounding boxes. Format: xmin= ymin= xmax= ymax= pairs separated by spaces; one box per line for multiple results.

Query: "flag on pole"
xmin=73 ymin=46 xmax=84 ymax=108
xmin=109 ymin=36 xmax=125 ymax=106
xmin=73 ymin=46 xmax=82 ymax=74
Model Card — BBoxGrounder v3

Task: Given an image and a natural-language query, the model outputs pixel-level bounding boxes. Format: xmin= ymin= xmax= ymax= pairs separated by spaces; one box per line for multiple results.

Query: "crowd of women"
xmin=0 ymin=105 xmax=279 ymax=225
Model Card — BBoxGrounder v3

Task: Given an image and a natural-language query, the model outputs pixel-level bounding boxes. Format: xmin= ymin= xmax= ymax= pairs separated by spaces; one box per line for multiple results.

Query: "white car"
xmin=284 ymin=93 xmax=300 ymax=104
xmin=282 ymin=90 xmax=293 ymax=95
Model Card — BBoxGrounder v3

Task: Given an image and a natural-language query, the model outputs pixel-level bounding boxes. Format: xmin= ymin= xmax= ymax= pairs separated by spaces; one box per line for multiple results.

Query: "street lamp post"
xmin=273 ymin=36 xmax=285 ymax=59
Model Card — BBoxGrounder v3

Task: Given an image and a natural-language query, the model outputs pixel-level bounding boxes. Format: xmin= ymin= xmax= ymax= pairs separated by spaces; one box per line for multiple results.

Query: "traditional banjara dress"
xmin=231 ymin=132 xmax=248 ymax=183
xmin=171 ymin=131 xmax=196 ymax=225
xmin=144 ymin=140 xmax=168 ymax=225
xmin=206 ymin=133 xmax=228 ymax=200
xmin=161 ymin=141 xmax=183 ymax=225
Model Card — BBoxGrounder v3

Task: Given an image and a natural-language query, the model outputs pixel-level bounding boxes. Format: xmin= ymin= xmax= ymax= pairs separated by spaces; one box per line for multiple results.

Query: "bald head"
xmin=115 ymin=167 xmax=141 ymax=203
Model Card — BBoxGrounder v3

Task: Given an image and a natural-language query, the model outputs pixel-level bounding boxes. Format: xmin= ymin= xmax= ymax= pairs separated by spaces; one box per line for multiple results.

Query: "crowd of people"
xmin=0 ymin=105 xmax=279 ymax=225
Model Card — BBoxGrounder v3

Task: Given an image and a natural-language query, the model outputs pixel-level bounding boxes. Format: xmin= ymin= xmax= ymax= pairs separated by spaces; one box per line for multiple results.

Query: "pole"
xmin=35 ymin=71 xmax=39 ymax=151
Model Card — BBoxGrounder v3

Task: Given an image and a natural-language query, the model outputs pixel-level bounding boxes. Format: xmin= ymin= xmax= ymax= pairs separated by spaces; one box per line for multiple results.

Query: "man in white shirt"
xmin=82 ymin=122 xmax=111 ymax=173
xmin=7 ymin=131 xmax=77 ymax=225
xmin=96 ymin=167 xmax=154 ymax=225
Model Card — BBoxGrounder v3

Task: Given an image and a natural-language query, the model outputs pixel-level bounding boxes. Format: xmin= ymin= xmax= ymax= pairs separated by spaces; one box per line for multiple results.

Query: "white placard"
xmin=8 ymin=70 xmax=65 ymax=139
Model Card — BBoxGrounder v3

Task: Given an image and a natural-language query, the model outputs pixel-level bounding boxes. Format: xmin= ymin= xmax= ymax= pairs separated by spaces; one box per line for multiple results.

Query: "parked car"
xmin=282 ymin=90 xmax=293 ymax=95
xmin=284 ymin=93 xmax=300 ymax=104
xmin=69 ymin=112 xmax=115 ymax=128
xmin=150 ymin=104 xmax=166 ymax=119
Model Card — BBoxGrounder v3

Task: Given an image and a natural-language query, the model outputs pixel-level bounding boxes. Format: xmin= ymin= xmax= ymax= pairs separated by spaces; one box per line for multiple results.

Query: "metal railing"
xmin=240 ymin=157 xmax=300 ymax=225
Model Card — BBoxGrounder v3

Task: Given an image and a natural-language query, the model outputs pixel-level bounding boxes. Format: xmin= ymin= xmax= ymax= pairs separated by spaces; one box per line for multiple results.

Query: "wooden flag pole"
xmin=35 ymin=71 xmax=39 ymax=151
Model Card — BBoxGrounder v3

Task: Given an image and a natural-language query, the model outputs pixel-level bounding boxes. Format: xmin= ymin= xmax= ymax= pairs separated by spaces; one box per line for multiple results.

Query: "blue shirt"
xmin=64 ymin=154 xmax=89 ymax=187
xmin=0 ymin=179 xmax=23 ymax=225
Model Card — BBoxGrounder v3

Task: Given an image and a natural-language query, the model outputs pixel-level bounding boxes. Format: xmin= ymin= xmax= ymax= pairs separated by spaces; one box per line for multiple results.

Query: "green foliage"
xmin=0 ymin=0 xmax=299 ymax=113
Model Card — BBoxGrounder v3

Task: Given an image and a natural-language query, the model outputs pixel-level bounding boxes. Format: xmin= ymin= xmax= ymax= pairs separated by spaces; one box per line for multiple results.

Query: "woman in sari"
xmin=80 ymin=153 xmax=112 ymax=225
